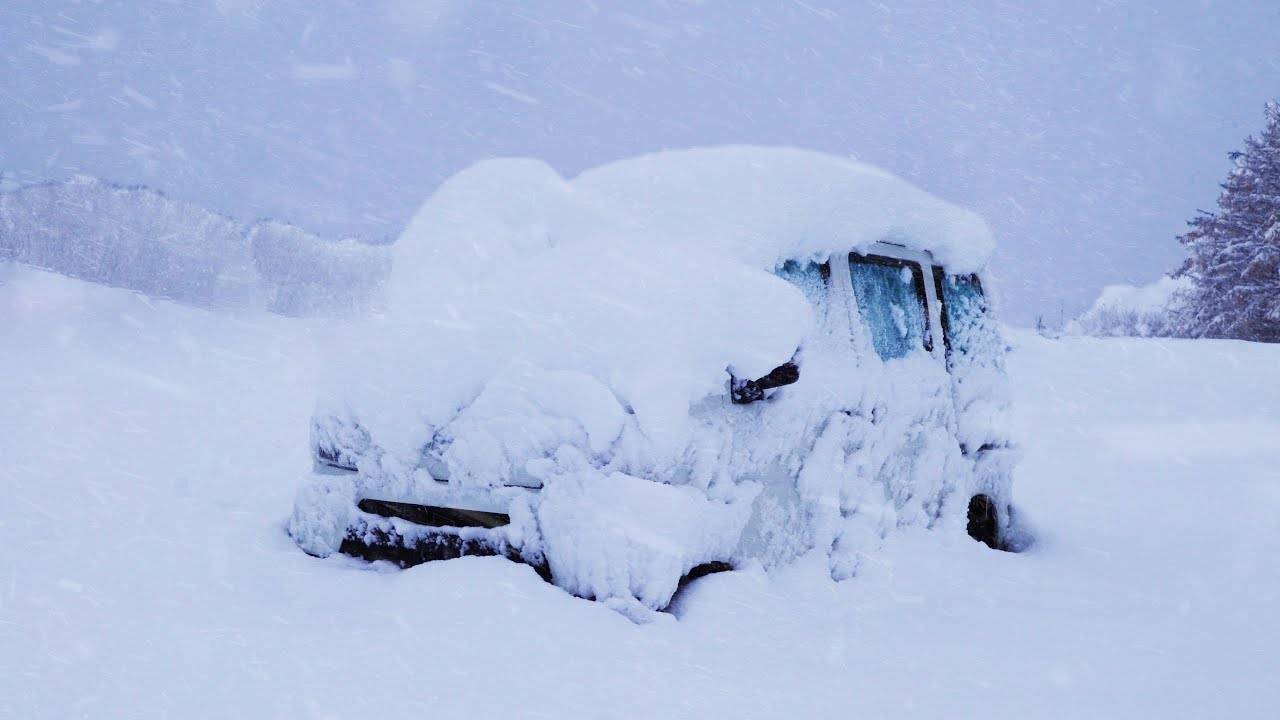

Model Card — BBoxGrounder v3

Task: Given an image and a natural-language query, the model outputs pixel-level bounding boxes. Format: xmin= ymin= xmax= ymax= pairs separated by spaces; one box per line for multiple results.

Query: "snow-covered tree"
xmin=1073 ymin=275 xmax=1191 ymax=338
xmin=1176 ymin=101 xmax=1280 ymax=342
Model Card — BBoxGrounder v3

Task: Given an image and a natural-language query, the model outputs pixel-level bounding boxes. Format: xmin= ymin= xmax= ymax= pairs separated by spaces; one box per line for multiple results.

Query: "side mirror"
xmin=730 ymin=360 xmax=800 ymax=404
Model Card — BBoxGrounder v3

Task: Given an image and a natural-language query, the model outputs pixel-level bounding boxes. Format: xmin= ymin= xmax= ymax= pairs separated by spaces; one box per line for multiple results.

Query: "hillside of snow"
xmin=0 ymin=177 xmax=390 ymax=316
xmin=2 ymin=264 xmax=1277 ymax=718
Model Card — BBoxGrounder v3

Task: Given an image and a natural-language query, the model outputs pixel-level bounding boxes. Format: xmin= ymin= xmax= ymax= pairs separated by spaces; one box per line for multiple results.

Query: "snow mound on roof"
xmin=575 ymin=146 xmax=995 ymax=273
xmin=391 ymin=147 xmax=994 ymax=312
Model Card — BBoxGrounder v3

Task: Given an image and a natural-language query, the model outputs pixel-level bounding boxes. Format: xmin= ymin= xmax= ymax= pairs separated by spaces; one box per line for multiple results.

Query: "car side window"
xmin=848 ymin=253 xmax=932 ymax=360
xmin=776 ymin=258 xmax=830 ymax=308
xmin=933 ymin=269 xmax=987 ymax=359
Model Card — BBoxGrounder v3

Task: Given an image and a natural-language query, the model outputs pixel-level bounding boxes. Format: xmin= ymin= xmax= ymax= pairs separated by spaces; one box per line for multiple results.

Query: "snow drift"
xmin=0 ymin=176 xmax=389 ymax=316
xmin=249 ymin=220 xmax=390 ymax=316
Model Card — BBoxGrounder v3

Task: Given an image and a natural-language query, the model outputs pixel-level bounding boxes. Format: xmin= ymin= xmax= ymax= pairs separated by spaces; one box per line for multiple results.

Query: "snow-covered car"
xmin=289 ymin=146 xmax=1019 ymax=616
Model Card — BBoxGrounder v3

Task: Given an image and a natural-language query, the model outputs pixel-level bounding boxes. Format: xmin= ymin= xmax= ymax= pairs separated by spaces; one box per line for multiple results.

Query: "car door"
xmin=822 ymin=243 xmax=959 ymax=577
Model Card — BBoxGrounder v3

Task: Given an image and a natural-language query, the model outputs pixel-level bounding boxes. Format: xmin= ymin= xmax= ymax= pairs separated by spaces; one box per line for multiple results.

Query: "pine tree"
xmin=1176 ymin=101 xmax=1280 ymax=342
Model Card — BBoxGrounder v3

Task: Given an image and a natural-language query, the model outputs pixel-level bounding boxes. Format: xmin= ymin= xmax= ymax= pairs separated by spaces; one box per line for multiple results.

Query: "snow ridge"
xmin=0 ymin=176 xmax=389 ymax=316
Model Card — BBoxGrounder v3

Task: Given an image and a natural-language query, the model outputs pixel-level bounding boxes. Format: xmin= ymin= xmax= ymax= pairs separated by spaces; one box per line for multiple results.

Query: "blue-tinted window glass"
xmin=848 ymin=256 xmax=928 ymax=360
xmin=940 ymin=273 xmax=987 ymax=356
xmin=776 ymin=259 xmax=828 ymax=308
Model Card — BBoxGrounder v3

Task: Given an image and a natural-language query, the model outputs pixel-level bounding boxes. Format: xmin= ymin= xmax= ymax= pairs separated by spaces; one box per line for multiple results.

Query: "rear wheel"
xmin=966 ymin=494 xmax=1001 ymax=550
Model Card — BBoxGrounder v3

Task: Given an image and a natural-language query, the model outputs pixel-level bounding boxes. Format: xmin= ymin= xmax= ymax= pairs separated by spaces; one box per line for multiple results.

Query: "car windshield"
xmin=848 ymin=254 xmax=930 ymax=360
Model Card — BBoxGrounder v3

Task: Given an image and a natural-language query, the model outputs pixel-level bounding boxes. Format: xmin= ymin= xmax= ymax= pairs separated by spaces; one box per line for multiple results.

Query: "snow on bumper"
xmin=289 ymin=462 xmax=755 ymax=613
xmin=287 ymin=467 xmax=533 ymax=559
xmin=536 ymin=469 xmax=755 ymax=612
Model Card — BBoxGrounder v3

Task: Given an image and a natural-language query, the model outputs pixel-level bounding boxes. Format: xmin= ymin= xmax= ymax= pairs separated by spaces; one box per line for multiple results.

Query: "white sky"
xmin=3 ymin=0 xmax=1278 ymax=323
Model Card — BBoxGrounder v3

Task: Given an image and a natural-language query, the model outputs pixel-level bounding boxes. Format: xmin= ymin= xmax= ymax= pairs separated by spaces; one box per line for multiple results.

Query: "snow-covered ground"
xmin=2 ymin=264 xmax=1277 ymax=718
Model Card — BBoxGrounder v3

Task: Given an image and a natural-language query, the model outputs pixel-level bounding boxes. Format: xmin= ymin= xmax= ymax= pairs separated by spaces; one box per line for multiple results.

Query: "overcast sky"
xmin=4 ymin=0 xmax=1279 ymax=323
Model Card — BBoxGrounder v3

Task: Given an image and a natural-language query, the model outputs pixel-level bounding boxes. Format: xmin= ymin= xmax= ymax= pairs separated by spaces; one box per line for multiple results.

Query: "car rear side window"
xmin=848 ymin=253 xmax=931 ymax=360
xmin=933 ymin=269 xmax=987 ymax=359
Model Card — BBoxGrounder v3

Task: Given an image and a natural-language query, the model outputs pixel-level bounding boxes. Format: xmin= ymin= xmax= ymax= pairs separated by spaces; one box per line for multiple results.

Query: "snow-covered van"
xmin=289 ymin=147 xmax=1019 ymax=616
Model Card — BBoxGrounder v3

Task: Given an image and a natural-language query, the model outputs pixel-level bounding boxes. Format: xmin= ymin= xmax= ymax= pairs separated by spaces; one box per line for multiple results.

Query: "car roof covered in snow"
xmin=572 ymin=145 xmax=994 ymax=274
xmin=390 ymin=145 xmax=993 ymax=313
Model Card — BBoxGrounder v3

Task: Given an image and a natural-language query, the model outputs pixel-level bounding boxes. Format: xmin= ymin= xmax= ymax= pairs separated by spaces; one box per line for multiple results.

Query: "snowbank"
xmin=249 ymin=221 xmax=389 ymax=316
xmin=0 ymin=176 xmax=259 ymax=308
xmin=0 ymin=177 xmax=389 ymax=316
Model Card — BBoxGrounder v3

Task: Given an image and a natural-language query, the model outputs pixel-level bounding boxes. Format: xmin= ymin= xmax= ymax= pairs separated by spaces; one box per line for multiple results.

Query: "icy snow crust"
xmin=290 ymin=146 xmax=1012 ymax=613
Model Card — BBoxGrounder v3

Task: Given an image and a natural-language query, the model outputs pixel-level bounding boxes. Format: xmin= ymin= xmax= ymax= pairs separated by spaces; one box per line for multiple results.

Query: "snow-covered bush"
xmin=0 ymin=177 xmax=259 ymax=309
xmin=1071 ymin=275 xmax=1191 ymax=338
